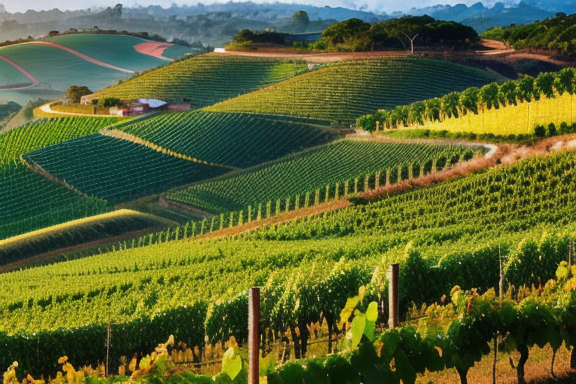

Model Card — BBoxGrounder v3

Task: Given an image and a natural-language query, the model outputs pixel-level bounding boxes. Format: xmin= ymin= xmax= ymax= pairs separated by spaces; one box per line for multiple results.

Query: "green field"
xmin=91 ymin=54 xmax=311 ymax=106
xmin=22 ymin=134 xmax=230 ymax=203
xmin=0 ymin=59 xmax=30 ymax=88
xmin=0 ymin=44 xmax=129 ymax=93
xmin=166 ymin=140 xmax=479 ymax=213
xmin=0 ymin=165 xmax=111 ymax=241
xmin=162 ymin=45 xmax=198 ymax=60
xmin=0 ymin=117 xmax=120 ymax=166
xmin=43 ymin=34 xmax=172 ymax=72
xmin=205 ymin=57 xmax=501 ymax=124
xmin=114 ymin=111 xmax=333 ymax=168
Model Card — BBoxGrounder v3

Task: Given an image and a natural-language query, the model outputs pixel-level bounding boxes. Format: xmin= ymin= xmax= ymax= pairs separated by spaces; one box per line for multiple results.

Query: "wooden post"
xmin=249 ymin=288 xmax=260 ymax=384
xmin=387 ymin=264 xmax=399 ymax=328
xmin=106 ymin=323 xmax=111 ymax=377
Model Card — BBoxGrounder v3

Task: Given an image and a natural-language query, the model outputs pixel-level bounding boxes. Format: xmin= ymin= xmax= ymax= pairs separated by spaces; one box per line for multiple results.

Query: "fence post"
xmin=387 ymin=264 xmax=399 ymax=329
xmin=249 ymin=288 xmax=260 ymax=384
xmin=106 ymin=323 xmax=111 ymax=376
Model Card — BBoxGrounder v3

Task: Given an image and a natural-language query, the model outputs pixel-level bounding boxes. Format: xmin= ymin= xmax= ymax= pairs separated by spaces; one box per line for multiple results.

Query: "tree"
xmin=64 ymin=85 xmax=92 ymax=104
xmin=535 ymin=72 xmax=556 ymax=98
xmin=292 ymin=11 xmax=310 ymax=25
xmin=554 ymin=67 xmax=576 ymax=95
xmin=499 ymin=80 xmax=518 ymax=106
xmin=479 ymin=83 xmax=500 ymax=110
xmin=459 ymin=87 xmax=479 ymax=115
xmin=91 ymin=99 xmax=99 ymax=114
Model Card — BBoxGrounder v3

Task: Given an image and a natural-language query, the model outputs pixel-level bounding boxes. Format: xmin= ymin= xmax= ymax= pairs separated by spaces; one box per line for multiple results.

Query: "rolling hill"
xmin=204 ymin=57 xmax=502 ymax=125
xmin=89 ymin=54 xmax=312 ymax=107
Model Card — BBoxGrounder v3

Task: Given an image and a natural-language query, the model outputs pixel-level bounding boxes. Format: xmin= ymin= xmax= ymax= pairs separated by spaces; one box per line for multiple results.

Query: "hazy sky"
xmin=1 ymin=0 xmax=518 ymax=14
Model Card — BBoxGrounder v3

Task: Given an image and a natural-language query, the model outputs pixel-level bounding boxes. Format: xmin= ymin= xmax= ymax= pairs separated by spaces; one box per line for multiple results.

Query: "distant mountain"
xmin=403 ymin=1 xmax=555 ymax=33
xmin=521 ymin=0 xmax=576 ymax=14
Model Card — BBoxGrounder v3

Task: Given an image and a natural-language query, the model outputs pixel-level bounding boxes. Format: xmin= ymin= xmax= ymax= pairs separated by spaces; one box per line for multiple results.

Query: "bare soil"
xmin=133 ymin=41 xmax=174 ymax=61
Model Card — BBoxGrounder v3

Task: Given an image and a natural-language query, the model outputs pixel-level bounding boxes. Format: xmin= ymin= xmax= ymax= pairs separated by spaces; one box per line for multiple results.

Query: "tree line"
xmin=356 ymin=67 xmax=576 ymax=131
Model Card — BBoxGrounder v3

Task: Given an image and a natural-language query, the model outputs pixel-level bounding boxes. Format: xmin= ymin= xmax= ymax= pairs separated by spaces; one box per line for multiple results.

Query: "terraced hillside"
xmin=166 ymin=140 xmax=479 ymax=213
xmin=90 ymin=54 xmax=311 ymax=107
xmin=205 ymin=57 xmax=501 ymax=125
xmin=113 ymin=111 xmax=333 ymax=168
xmin=0 ymin=165 xmax=110 ymax=240
xmin=0 ymin=210 xmax=176 ymax=268
xmin=22 ymin=134 xmax=231 ymax=204
xmin=0 ymin=117 xmax=120 ymax=166
xmin=1 ymin=150 xmax=575 ymax=375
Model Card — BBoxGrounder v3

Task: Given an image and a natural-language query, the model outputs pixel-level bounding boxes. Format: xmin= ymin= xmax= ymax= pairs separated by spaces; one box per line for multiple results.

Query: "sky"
xmin=0 ymin=0 xmax=519 ymax=15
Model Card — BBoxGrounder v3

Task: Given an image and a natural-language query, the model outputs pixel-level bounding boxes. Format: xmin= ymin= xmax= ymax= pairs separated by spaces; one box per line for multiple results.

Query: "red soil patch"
xmin=0 ymin=54 xmax=39 ymax=89
xmin=133 ymin=42 xmax=174 ymax=61
xmin=22 ymin=41 xmax=134 ymax=73
xmin=479 ymin=39 xmax=508 ymax=50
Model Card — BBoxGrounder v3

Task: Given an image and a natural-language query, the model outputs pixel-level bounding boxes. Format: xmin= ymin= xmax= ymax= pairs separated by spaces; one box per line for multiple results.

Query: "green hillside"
xmin=90 ymin=54 xmax=311 ymax=106
xmin=0 ymin=150 xmax=574 ymax=375
xmin=114 ymin=111 xmax=333 ymax=168
xmin=166 ymin=140 xmax=479 ymax=213
xmin=22 ymin=134 xmax=230 ymax=204
xmin=0 ymin=165 xmax=110 ymax=240
xmin=205 ymin=57 xmax=502 ymax=125
xmin=43 ymin=34 xmax=171 ymax=71
xmin=0 ymin=59 xmax=30 ymax=88
xmin=0 ymin=117 xmax=120 ymax=166
xmin=0 ymin=44 xmax=128 ymax=93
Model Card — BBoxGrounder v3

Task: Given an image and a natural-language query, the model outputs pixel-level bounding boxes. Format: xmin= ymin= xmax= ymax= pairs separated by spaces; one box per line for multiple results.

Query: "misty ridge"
xmin=0 ymin=0 xmax=575 ymax=47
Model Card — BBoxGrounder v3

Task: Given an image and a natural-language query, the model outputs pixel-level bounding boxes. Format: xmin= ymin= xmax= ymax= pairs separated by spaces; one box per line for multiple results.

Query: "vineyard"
xmin=90 ymin=54 xmax=311 ymax=106
xmin=113 ymin=111 xmax=333 ymax=168
xmin=166 ymin=140 xmax=480 ymax=213
xmin=0 ymin=117 xmax=120 ymax=166
xmin=0 ymin=210 xmax=176 ymax=269
xmin=356 ymin=67 xmax=576 ymax=136
xmin=1 ymin=150 xmax=575 ymax=376
xmin=22 ymin=134 xmax=230 ymax=204
xmin=0 ymin=165 xmax=110 ymax=240
xmin=253 ymin=150 xmax=576 ymax=242
xmin=205 ymin=57 xmax=501 ymax=125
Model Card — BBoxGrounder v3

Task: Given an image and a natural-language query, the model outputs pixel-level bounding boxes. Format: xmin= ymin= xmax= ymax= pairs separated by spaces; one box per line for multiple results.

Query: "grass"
xmin=205 ymin=57 xmax=500 ymax=125
xmin=0 ymin=58 xmax=30 ymax=88
xmin=0 ymin=44 xmax=128 ymax=93
xmin=43 ymin=34 xmax=170 ymax=72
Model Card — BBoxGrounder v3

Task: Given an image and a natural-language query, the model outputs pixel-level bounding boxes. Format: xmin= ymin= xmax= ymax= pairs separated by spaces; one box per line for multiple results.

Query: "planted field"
xmin=0 ymin=151 xmax=574 ymax=375
xmin=166 ymin=140 xmax=479 ymax=213
xmin=205 ymin=58 xmax=500 ymax=125
xmin=22 ymin=134 xmax=230 ymax=203
xmin=0 ymin=165 xmax=110 ymax=240
xmin=0 ymin=117 xmax=119 ymax=166
xmin=0 ymin=209 xmax=176 ymax=269
xmin=43 ymin=34 xmax=171 ymax=72
xmin=90 ymin=54 xmax=310 ymax=106
xmin=114 ymin=111 xmax=333 ymax=168
xmin=0 ymin=44 xmax=128 ymax=93
xmin=257 ymin=150 xmax=576 ymax=241
xmin=419 ymin=91 xmax=576 ymax=135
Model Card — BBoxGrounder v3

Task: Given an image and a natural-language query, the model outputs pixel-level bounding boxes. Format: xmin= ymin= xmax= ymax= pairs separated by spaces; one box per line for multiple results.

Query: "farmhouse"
xmin=109 ymin=98 xmax=168 ymax=116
